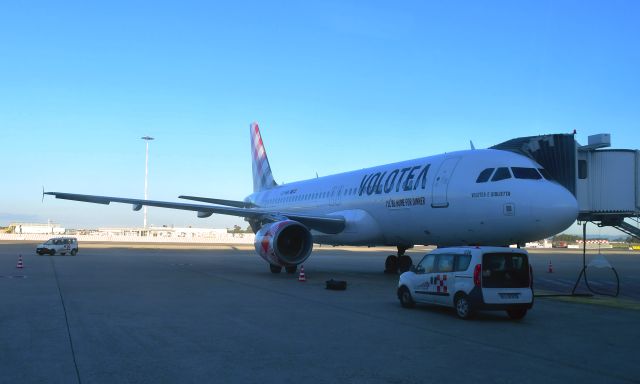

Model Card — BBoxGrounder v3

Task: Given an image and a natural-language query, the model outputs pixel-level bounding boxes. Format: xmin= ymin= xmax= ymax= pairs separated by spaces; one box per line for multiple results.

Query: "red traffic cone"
xmin=547 ymin=260 xmax=553 ymax=273
xmin=16 ymin=255 xmax=24 ymax=269
xmin=298 ymin=265 xmax=306 ymax=282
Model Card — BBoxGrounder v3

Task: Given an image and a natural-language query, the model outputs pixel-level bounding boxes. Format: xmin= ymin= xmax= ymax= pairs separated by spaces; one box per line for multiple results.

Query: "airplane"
xmin=45 ymin=122 xmax=579 ymax=274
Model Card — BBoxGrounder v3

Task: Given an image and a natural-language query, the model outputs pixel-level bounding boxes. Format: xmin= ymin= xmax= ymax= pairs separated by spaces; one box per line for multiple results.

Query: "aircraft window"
xmin=511 ymin=167 xmax=542 ymax=180
xmin=491 ymin=167 xmax=511 ymax=181
xmin=538 ymin=168 xmax=553 ymax=180
xmin=476 ymin=168 xmax=494 ymax=183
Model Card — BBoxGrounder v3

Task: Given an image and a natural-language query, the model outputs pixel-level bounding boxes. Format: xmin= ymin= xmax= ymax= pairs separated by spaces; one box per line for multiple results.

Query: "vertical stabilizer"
xmin=250 ymin=122 xmax=277 ymax=192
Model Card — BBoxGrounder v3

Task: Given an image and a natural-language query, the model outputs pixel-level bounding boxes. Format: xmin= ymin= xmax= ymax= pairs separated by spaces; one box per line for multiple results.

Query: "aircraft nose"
xmin=536 ymin=183 xmax=579 ymax=233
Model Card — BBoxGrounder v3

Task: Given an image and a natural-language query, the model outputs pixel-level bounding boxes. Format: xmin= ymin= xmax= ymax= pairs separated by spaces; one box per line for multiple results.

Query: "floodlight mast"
xmin=141 ymin=136 xmax=155 ymax=229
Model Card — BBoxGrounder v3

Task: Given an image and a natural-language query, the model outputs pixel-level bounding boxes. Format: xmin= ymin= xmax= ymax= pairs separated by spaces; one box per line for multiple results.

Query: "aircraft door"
xmin=431 ymin=157 xmax=461 ymax=208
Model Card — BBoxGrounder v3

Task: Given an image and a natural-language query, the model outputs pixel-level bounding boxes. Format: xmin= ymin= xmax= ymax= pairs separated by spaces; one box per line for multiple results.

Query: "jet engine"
xmin=254 ymin=220 xmax=313 ymax=267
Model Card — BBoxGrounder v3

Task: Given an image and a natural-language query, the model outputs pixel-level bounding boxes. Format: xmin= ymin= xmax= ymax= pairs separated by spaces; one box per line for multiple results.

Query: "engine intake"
xmin=254 ymin=220 xmax=313 ymax=267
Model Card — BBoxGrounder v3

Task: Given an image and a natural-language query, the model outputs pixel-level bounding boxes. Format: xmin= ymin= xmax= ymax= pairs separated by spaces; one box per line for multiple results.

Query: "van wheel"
xmin=398 ymin=286 xmax=415 ymax=308
xmin=71 ymin=249 xmax=77 ymax=256
xmin=507 ymin=309 xmax=527 ymax=320
xmin=454 ymin=294 xmax=473 ymax=319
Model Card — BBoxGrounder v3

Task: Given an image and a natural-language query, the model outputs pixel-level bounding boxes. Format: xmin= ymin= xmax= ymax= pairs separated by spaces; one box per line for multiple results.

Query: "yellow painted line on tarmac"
xmin=536 ymin=290 xmax=640 ymax=311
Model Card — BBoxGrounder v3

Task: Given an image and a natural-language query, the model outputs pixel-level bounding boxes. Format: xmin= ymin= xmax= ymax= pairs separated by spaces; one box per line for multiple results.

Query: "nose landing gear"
xmin=384 ymin=246 xmax=413 ymax=274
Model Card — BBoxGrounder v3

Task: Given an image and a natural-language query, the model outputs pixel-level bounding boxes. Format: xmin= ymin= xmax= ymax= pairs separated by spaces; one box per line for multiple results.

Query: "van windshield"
xmin=482 ymin=253 xmax=529 ymax=288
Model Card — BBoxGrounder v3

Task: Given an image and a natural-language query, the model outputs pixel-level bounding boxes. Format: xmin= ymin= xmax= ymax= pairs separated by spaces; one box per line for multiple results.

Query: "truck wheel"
xmin=454 ymin=294 xmax=473 ymax=319
xmin=71 ymin=249 xmax=77 ymax=256
xmin=507 ymin=309 xmax=527 ymax=320
xmin=398 ymin=286 xmax=415 ymax=308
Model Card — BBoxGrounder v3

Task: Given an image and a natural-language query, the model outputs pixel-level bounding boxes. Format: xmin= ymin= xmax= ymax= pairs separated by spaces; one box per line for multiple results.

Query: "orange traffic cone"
xmin=16 ymin=255 xmax=24 ymax=269
xmin=298 ymin=265 xmax=306 ymax=282
xmin=547 ymin=260 xmax=553 ymax=273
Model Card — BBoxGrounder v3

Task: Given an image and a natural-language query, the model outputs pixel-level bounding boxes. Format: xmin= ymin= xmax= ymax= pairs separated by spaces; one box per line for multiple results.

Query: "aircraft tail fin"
xmin=250 ymin=122 xmax=277 ymax=192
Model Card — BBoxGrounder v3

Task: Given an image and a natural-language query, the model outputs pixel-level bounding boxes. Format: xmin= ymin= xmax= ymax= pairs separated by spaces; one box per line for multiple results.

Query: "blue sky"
xmin=1 ymin=1 xmax=638 ymax=235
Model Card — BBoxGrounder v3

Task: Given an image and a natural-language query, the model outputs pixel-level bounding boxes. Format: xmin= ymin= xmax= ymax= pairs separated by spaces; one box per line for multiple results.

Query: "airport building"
xmin=6 ymin=222 xmax=65 ymax=235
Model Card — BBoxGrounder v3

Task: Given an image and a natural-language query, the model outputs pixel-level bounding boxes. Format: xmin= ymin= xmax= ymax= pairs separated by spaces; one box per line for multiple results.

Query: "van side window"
xmin=417 ymin=254 xmax=436 ymax=273
xmin=491 ymin=167 xmax=511 ymax=181
xmin=435 ymin=254 xmax=454 ymax=272
xmin=475 ymin=168 xmax=494 ymax=183
xmin=455 ymin=254 xmax=472 ymax=271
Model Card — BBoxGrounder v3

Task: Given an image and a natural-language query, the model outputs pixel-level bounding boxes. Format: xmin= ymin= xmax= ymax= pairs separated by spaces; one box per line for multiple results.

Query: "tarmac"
xmin=1 ymin=242 xmax=639 ymax=384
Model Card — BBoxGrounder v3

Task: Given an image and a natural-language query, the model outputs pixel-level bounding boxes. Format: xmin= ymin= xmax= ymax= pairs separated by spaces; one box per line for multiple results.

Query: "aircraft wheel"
xmin=398 ymin=286 xmax=415 ymax=308
xmin=398 ymin=255 xmax=413 ymax=273
xmin=507 ymin=309 xmax=527 ymax=320
xmin=384 ymin=255 xmax=398 ymax=274
xmin=270 ymin=264 xmax=282 ymax=274
xmin=285 ymin=266 xmax=297 ymax=274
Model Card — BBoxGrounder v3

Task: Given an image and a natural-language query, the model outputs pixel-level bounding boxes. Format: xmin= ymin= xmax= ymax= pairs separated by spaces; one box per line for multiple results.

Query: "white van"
xmin=36 ymin=237 xmax=79 ymax=256
xmin=397 ymin=246 xmax=533 ymax=320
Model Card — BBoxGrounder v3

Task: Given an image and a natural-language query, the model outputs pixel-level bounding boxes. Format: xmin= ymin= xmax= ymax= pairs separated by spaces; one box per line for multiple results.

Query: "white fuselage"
xmin=247 ymin=149 xmax=578 ymax=247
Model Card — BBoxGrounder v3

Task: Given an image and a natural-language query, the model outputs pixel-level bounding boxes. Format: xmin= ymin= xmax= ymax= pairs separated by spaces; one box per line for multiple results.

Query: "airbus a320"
xmin=45 ymin=123 xmax=578 ymax=274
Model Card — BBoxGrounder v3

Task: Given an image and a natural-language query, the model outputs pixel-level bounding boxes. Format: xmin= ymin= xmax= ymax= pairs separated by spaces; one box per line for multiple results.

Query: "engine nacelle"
xmin=254 ymin=220 xmax=313 ymax=267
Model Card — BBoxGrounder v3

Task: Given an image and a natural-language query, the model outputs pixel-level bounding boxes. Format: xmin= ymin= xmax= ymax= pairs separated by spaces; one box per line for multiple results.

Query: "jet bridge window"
xmin=476 ymin=168 xmax=495 ymax=183
xmin=491 ymin=167 xmax=512 ymax=181
xmin=511 ymin=167 xmax=542 ymax=180
xmin=578 ymin=160 xmax=588 ymax=179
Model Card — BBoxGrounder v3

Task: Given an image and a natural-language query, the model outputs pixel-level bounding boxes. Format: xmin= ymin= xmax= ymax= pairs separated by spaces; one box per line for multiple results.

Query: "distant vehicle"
xmin=553 ymin=241 xmax=568 ymax=248
xmin=36 ymin=237 xmax=78 ymax=256
xmin=45 ymin=122 xmax=578 ymax=274
xmin=397 ymin=246 xmax=533 ymax=320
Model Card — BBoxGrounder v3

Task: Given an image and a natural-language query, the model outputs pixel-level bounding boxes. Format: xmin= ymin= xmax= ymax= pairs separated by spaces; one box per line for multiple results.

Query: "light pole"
xmin=141 ymin=136 xmax=154 ymax=230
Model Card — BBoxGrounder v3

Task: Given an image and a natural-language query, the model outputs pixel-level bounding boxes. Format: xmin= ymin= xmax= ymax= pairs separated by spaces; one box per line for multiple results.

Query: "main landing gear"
xmin=384 ymin=246 xmax=413 ymax=274
xmin=269 ymin=264 xmax=298 ymax=274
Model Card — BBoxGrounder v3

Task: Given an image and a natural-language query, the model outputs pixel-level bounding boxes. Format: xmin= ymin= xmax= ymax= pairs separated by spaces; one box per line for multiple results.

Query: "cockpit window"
xmin=511 ymin=167 xmax=542 ymax=180
xmin=538 ymin=168 xmax=552 ymax=180
xmin=491 ymin=167 xmax=512 ymax=181
xmin=476 ymin=168 xmax=495 ymax=183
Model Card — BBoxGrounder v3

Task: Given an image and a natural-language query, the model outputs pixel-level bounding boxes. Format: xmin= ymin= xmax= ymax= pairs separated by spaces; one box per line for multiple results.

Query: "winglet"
xmin=470 ymin=140 xmax=476 ymax=150
xmin=250 ymin=122 xmax=277 ymax=192
xmin=42 ymin=186 xmax=45 ymax=203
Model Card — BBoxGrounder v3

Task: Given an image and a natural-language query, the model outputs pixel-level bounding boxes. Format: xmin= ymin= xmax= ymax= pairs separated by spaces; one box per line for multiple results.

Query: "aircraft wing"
xmin=44 ymin=192 xmax=345 ymax=234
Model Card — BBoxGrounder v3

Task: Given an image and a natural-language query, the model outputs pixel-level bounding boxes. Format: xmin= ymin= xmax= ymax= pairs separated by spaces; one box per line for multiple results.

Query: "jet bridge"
xmin=492 ymin=133 xmax=640 ymax=240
